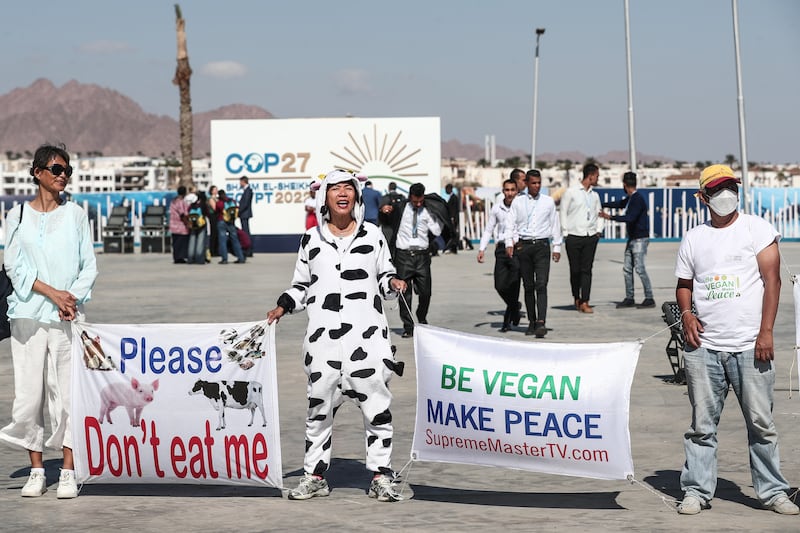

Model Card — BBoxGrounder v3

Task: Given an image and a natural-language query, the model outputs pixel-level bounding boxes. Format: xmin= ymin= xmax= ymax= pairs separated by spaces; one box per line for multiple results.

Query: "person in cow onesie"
xmin=267 ymin=169 xmax=408 ymax=502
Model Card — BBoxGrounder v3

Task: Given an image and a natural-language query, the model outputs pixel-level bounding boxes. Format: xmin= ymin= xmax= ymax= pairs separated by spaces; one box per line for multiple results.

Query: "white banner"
xmin=411 ymin=325 xmax=640 ymax=480
xmin=71 ymin=321 xmax=282 ymax=488
xmin=211 ymin=117 xmax=441 ymax=235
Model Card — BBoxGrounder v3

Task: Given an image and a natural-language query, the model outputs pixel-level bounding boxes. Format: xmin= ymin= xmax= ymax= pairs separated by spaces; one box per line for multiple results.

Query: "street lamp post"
xmin=623 ymin=0 xmax=637 ymax=172
xmin=531 ymin=28 xmax=545 ymax=169
xmin=731 ymin=0 xmax=750 ymax=213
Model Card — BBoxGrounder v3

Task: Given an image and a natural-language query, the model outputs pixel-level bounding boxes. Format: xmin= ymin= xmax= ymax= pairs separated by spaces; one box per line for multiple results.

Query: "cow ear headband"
xmin=309 ymin=169 xmax=367 ymax=192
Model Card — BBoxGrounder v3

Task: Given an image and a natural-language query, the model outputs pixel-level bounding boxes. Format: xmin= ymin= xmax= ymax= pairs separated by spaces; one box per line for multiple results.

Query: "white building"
xmin=0 ymin=156 xmax=213 ymax=196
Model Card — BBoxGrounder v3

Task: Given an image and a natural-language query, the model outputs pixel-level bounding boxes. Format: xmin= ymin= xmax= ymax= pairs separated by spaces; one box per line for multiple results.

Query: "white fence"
xmin=459 ymin=187 xmax=800 ymax=244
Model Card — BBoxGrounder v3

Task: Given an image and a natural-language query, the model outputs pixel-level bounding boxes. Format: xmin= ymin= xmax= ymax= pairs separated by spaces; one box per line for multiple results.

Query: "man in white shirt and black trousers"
xmin=560 ymin=163 xmax=604 ymax=313
xmin=478 ymin=178 xmax=522 ymax=332
xmin=382 ymin=182 xmax=442 ymax=338
xmin=503 ymin=169 xmax=562 ymax=337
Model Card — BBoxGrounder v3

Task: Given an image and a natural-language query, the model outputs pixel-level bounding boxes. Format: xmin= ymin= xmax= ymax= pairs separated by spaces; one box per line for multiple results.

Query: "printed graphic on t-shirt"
xmin=704 ymin=274 xmax=741 ymax=300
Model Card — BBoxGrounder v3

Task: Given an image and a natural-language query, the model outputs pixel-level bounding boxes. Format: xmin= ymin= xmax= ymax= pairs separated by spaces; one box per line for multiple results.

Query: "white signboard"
xmin=411 ymin=325 xmax=640 ymax=480
xmin=71 ymin=321 xmax=282 ymax=488
xmin=211 ymin=117 xmax=441 ymax=237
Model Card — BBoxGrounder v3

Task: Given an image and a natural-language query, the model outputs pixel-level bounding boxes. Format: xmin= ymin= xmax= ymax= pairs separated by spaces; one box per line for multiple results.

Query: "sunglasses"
xmin=41 ymin=164 xmax=73 ymax=178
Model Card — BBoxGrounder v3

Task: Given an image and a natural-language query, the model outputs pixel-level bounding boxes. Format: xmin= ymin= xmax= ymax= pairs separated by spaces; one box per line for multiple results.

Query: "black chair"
xmin=660 ymin=301 xmax=697 ymax=385
xmin=102 ymin=207 xmax=133 ymax=253
xmin=140 ymin=204 xmax=170 ymax=253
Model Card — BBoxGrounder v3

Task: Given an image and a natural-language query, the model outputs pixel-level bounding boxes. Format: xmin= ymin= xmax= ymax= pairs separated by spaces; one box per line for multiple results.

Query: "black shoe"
xmin=401 ymin=330 xmax=413 ymax=338
xmin=500 ymin=324 xmax=510 ymax=333
xmin=636 ymin=298 xmax=656 ymax=308
xmin=616 ymin=298 xmax=636 ymax=308
xmin=525 ymin=328 xmax=536 ymax=336
xmin=218 ymin=260 xmax=228 ymax=264
xmin=511 ymin=302 xmax=522 ymax=326
xmin=534 ymin=322 xmax=547 ymax=338
xmin=234 ymin=260 xmax=246 ymax=264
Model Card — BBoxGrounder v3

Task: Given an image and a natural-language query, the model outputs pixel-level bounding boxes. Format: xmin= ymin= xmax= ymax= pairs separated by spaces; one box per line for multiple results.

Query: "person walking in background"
xmin=238 ymin=176 xmax=253 ymax=257
xmin=362 ymin=180 xmax=382 ymax=225
xmin=442 ymin=183 xmax=460 ymax=254
xmin=266 ymin=169 xmax=407 ymax=502
xmin=599 ymin=171 xmax=654 ymax=308
xmin=208 ymin=185 xmax=220 ymax=257
xmin=382 ymin=183 xmax=442 ymax=338
xmin=510 ymin=168 xmax=527 ymax=194
xmin=378 ymin=181 xmax=406 ymax=250
xmin=674 ymin=164 xmax=798 ymax=516
xmin=0 ymin=144 xmax=98 ymax=499
xmin=560 ymin=163 xmax=603 ymax=313
xmin=215 ymin=190 xmax=245 ymax=264
xmin=477 ymin=178 xmax=521 ymax=332
xmin=504 ymin=169 xmax=562 ymax=337
xmin=168 ymin=185 xmax=190 ymax=264
xmin=304 ymin=189 xmax=318 ymax=229
xmin=187 ymin=191 xmax=209 ymax=265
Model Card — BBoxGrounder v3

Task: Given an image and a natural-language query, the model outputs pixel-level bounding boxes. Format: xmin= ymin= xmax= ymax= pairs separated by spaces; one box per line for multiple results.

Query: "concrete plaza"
xmin=1 ymin=241 xmax=800 ymax=532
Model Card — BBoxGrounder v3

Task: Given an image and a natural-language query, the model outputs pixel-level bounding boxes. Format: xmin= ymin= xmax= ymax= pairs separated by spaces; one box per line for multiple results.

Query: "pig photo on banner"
xmin=70 ymin=320 xmax=282 ymax=488
xmin=411 ymin=325 xmax=640 ymax=480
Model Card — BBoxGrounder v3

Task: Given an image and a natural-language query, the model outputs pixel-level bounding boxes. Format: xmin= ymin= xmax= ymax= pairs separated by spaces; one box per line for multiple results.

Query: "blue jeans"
xmin=623 ymin=238 xmax=652 ymax=300
xmin=187 ymin=229 xmax=207 ymax=264
xmin=681 ymin=346 xmax=789 ymax=505
xmin=217 ymin=220 xmax=245 ymax=263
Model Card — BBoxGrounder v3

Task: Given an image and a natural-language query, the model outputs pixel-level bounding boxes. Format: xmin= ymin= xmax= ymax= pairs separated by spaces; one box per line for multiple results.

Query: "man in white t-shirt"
xmin=674 ymin=164 xmax=798 ymax=516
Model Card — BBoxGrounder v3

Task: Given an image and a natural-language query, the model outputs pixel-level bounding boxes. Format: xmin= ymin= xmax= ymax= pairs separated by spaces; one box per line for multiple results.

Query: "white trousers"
xmin=0 ymin=318 xmax=73 ymax=452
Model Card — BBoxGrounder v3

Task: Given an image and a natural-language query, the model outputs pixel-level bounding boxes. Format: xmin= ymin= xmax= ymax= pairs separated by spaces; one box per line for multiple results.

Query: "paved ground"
xmin=2 ymin=241 xmax=800 ymax=532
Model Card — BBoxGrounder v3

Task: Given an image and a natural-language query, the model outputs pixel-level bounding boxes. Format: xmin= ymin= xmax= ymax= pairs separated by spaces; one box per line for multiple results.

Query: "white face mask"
xmin=707 ymin=189 xmax=739 ymax=216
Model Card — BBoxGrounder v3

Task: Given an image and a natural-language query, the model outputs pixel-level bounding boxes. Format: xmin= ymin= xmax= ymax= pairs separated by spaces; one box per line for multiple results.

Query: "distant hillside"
xmin=440 ymin=139 xmax=673 ymax=165
xmin=0 ymin=79 xmax=273 ymax=157
xmin=0 ymin=79 xmax=670 ymax=164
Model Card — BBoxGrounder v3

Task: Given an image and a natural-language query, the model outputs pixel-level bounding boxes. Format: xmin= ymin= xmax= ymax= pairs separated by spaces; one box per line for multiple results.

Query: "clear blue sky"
xmin=1 ymin=1 xmax=797 ymax=163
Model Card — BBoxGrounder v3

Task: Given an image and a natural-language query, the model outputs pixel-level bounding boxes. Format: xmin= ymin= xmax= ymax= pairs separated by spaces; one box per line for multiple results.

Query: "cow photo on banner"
xmin=411 ymin=325 xmax=641 ymax=480
xmin=70 ymin=320 xmax=282 ymax=488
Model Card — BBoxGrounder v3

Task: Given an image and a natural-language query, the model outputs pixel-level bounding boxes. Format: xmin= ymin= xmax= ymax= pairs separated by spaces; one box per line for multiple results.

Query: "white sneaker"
xmin=677 ymin=494 xmax=705 ymax=515
xmin=368 ymin=474 xmax=404 ymax=502
xmin=20 ymin=470 xmax=47 ymax=497
xmin=56 ymin=469 xmax=78 ymax=499
xmin=287 ymin=473 xmax=330 ymax=500
xmin=769 ymin=495 xmax=800 ymax=515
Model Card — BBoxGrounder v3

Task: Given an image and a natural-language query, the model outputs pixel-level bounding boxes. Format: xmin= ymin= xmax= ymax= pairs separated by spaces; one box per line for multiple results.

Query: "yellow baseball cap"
xmin=699 ymin=164 xmax=740 ymax=190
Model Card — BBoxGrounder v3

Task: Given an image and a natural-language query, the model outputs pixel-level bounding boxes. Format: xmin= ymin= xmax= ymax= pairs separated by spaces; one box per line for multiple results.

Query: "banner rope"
xmin=626 ymin=475 xmax=681 ymax=511
xmin=395 ymin=457 xmax=415 ymax=501
xmin=637 ymin=316 xmax=682 ymax=344
xmin=399 ymin=289 xmax=416 ymax=325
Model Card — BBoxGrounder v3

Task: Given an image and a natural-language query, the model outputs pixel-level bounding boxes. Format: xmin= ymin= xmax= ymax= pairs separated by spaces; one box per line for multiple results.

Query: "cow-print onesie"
xmin=278 ymin=178 xmax=401 ymax=477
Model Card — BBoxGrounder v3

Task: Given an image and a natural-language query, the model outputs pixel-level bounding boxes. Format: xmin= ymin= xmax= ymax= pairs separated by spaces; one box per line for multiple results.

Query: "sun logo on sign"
xmin=330 ymin=124 xmax=426 ymax=184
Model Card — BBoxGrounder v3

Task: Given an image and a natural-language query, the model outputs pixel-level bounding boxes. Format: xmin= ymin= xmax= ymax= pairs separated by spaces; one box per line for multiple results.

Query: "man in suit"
xmin=378 ymin=181 xmax=406 ymax=256
xmin=238 ymin=176 xmax=254 ymax=256
xmin=381 ymin=183 xmax=451 ymax=338
xmin=362 ymin=180 xmax=382 ymax=225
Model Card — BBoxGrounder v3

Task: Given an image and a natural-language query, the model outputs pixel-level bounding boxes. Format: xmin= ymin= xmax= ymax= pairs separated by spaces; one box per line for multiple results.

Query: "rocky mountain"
xmin=441 ymin=139 xmax=673 ymax=165
xmin=0 ymin=79 xmax=670 ymax=164
xmin=0 ymin=79 xmax=273 ymax=157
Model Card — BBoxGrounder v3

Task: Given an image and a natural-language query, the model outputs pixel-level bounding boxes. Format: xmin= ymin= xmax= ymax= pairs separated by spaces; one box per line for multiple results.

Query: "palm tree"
xmin=173 ymin=4 xmax=194 ymax=189
xmin=724 ymin=154 xmax=737 ymax=168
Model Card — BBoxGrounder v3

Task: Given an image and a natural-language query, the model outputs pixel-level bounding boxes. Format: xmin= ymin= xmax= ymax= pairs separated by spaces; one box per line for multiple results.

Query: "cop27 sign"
xmin=411 ymin=325 xmax=640 ymax=480
xmin=210 ymin=117 xmax=441 ymax=235
xmin=70 ymin=321 xmax=282 ymax=488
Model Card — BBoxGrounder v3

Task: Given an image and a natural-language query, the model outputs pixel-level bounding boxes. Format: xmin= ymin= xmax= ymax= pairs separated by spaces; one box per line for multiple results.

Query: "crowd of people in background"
xmin=168 ymin=179 xmax=252 ymax=265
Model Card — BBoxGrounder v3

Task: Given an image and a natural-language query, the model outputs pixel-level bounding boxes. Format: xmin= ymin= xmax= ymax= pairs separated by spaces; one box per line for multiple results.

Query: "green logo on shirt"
xmin=703 ymin=274 xmax=741 ymax=300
